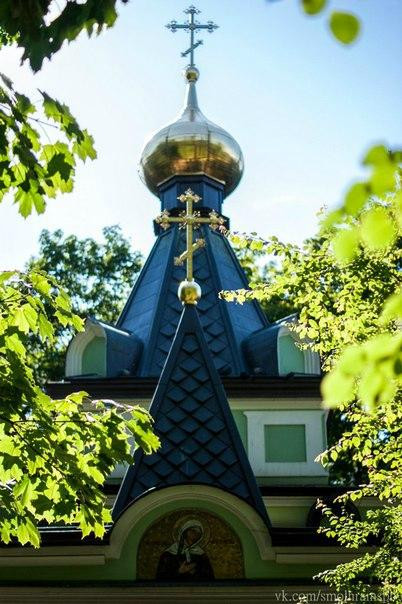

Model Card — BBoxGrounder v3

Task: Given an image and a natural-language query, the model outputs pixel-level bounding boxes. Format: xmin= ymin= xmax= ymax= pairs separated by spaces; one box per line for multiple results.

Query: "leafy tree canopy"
xmin=0 ymin=269 xmax=159 ymax=547
xmin=0 ymin=3 xmax=157 ymax=548
xmin=0 ymin=73 xmax=96 ymax=217
xmin=26 ymin=226 xmax=143 ymax=381
xmin=0 ymin=1 xmax=129 ymax=72
xmin=222 ymin=145 xmax=402 ymax=599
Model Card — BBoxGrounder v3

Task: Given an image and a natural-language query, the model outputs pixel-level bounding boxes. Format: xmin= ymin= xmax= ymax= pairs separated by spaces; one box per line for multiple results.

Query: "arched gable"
xmin=65 ymin=318 xmax=142 ymax=378
xmin=277 ymin=324 xmax=320 ymax=376
xmin=109 ymin=485 xmax=274 ymax=579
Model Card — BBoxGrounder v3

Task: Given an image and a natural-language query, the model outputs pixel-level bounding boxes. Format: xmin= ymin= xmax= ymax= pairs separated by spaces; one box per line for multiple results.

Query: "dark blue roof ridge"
xmin=112 ymin=304 xmax=270 ymax=528
xmin=87 ymin=317 xmax=133 ymax=336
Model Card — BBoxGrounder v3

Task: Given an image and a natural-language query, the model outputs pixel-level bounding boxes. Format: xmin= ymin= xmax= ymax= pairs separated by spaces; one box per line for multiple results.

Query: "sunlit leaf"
xmin=301 ymin=0 xmax=326 ymax=16
xmin=360 ymin=207 xmax=397 ymax=249
xmin=329 ymin=12 xmax=360 ymax=44
xmin=332 ymin=228 xmax=359 ymax=263
xmin=344 ymin=182 xmax=369 ymax=215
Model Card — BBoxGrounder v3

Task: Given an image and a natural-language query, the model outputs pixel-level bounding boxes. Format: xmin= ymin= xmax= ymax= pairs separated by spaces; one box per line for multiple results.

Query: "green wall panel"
xmin=264 ymin=424 xmax=306 ymax=462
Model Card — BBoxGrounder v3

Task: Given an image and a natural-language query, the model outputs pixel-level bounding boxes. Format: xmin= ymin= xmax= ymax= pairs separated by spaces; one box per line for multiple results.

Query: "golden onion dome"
xmin=139 ymin=67 xmax=244 ymax=198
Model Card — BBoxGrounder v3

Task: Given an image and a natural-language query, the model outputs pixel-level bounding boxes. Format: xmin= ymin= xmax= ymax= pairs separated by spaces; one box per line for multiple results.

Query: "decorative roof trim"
xmin=46 ymin=376 xmax=322 ymax=399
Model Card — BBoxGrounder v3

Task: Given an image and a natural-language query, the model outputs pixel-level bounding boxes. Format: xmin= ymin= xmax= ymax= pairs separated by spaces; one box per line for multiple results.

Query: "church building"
xmin=0 ymin=7 xmax=357 ymax=603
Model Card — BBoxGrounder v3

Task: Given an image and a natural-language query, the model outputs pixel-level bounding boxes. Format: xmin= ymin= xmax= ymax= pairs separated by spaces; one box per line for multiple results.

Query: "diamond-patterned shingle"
xmin=113 ymin=305 xmax=270 ymax=528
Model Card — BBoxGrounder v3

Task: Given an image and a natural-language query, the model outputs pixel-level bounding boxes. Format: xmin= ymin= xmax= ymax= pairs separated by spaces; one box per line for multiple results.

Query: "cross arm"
xmin=174 ymin=239 xmax=206 ymax=266
xmin=166 ymin=22 xmax=190 ymax=31
xmin=196 ymin=212 xmax=225 ymax=229
xmin=155 ymin=212 xmax=185 ymax=230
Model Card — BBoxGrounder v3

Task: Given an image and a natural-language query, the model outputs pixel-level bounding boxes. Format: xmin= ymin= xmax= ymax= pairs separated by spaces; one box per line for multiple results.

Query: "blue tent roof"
xmin=117 ymin=224 xmax=267 ymax=377
xmin=113 ymin=304 xmax=270 ymax=526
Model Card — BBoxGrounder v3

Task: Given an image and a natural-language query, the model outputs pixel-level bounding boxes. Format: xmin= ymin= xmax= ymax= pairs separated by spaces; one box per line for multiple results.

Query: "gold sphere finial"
xmin=178 ymin=279 xmax=202 ymax=305
xmin=184 ymin=65 xmax=199 ymax=83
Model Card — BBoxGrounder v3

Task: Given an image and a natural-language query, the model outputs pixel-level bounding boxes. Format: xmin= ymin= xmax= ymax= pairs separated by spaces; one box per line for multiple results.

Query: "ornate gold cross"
xmin=166 ymin=6 xmax=218 ymax=69
xmin=155 ymin=188 xmax=224 ymax=286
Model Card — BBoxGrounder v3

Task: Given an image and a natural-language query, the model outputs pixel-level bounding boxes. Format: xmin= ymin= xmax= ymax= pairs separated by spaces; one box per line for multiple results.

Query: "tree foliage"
xmin=0 ymin=0 xmax=361 ymax=74
xmin=233 ymin=244 xmax=296 ymax=322
xmin=0 ymin=3 xmax=158 ymax=547
xmin=222 ymin=145 xmax=402 ymax=599
xmin=27 ymin=226 xmax=142 ymax=381
xmin=0 ymin=74 xmax=96 ymax=217
xmin=0 ymin=269 xmax=159 ymax=547
xmin=0 ymin=1 xmax=129 ymax=72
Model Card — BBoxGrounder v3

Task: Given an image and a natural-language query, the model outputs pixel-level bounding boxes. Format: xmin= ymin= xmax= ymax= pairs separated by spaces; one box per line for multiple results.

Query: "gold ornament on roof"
xmin=155 ymin=189 xmax=225 ymax=304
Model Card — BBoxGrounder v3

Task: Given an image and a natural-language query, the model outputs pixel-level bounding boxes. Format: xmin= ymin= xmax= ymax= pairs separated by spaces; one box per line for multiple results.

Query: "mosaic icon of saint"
xmin=156 ymin=518 xmax=214 ymax=581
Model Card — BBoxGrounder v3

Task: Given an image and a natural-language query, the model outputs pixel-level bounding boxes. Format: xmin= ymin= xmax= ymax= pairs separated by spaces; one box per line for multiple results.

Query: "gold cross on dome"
xmin=155 ymin=188 xmax=224 ymax=282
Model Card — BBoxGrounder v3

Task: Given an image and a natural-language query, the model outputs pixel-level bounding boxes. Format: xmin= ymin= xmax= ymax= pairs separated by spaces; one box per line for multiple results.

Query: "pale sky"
xmin=0 ymin=0 xmax=401 ymax=269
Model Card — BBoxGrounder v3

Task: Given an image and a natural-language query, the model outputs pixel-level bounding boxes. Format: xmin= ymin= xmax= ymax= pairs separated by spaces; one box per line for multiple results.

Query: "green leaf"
xmin=321 ymin=370 xmax=355 ymax=408
xmin=55 ymin=292 xmax=71 ymax=312
xmin=46 ymin=153 xmax=74 ymax=181
xmin=13 ymin=476 xmax=36 ymax=507
xmin=71 ymin=314 xmax=84 ymax=332
xmin=44 ymin=478 xmax=60 ymax=503
xmin=25 ymin=519 xmax=40 ymax=548
xmin=344 ymin=182 xmax=369 ymax=215
xmin=5 ymin=333 xmax=26 ymax=357
xmin=72 ymin=130 xmax=97 ymax=161
xmin=332 ymin=228 xmax=359 ymax=263
xmin=301 ymin=0 xmax=326 ymax=16
xmin=16 ymin=524 xmax=30 ymax=545
xmin=17 ymin=190 xmax=33 ymax=218
xmin=30 ymin=272 xmax=52 ymax=296
xmin=337 ymin=346 xmax=365 ymax=374
xmin=370 ymin=166 xmax=396 ymax=195
xmin=38 ymin=313 xmax=54 ymax=340
xmin=86 ymin=466 xmax=104 ymax=485
xmin=380 ymin=291 xmax=402 ymax=324
xmin=329 ymin=12 xmax=360 ymax=44
xmin=12 ymin=306 xmax=30 ymax=333
xmin=360 ymin=207 xmax=396 ymax=250
xmin=0 ymin=436 xmax=20 ymax=456
xmin=0 ymin=270 xmax=17 ymax=284
xmin=15 ymin=93 xmax=35 ymax=115
xmin=1 ymin=523 xmax=11 ymax=544
xmin=21 ymin=303 xmax=38 ymax=331
xmin=358 ymin=369 xmax=386 ymax=411
xmin=363 ymin=145 xmax=390 ymax=167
